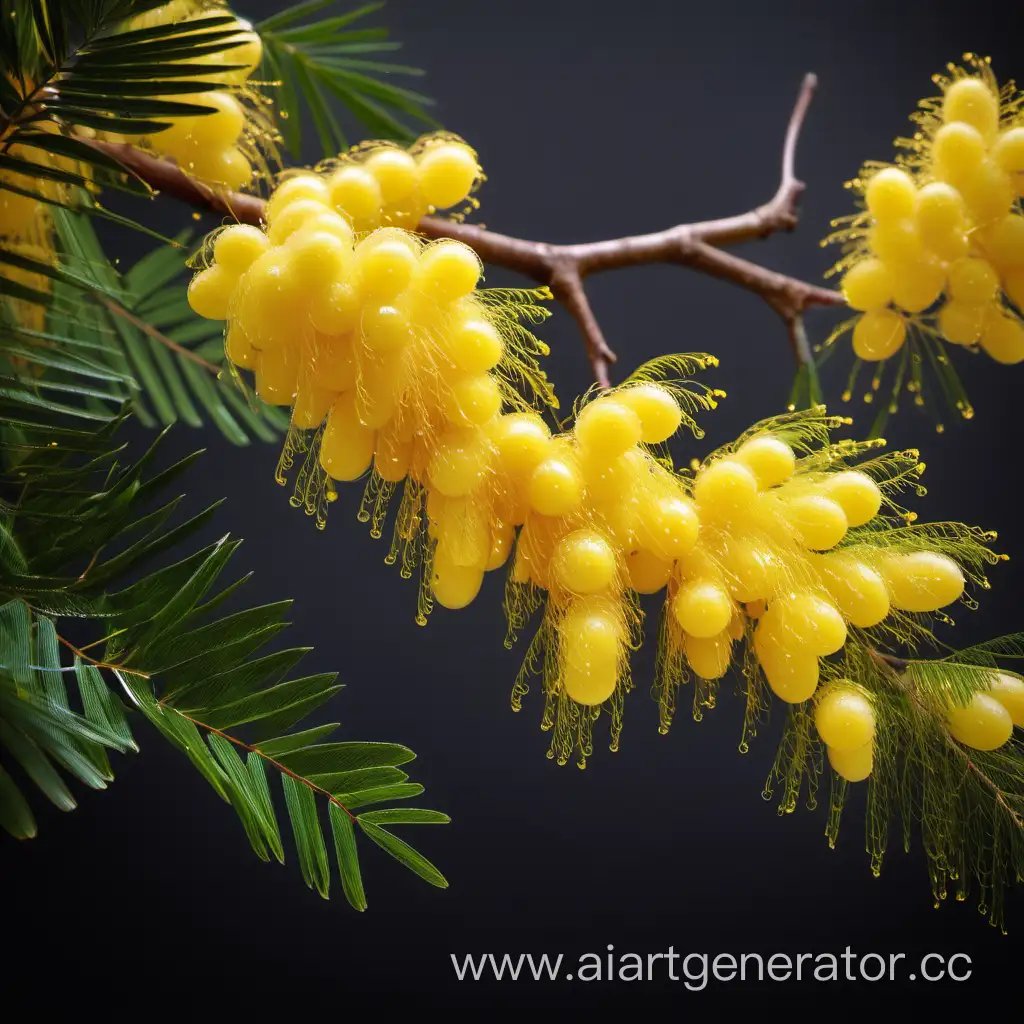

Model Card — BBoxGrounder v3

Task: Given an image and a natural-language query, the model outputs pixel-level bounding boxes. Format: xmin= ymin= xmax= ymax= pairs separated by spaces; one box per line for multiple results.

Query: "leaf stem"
xmin=165 ymin=705 xmax=357 ymax=821
xmin=95 ymin=293 xmax=220 ymax=374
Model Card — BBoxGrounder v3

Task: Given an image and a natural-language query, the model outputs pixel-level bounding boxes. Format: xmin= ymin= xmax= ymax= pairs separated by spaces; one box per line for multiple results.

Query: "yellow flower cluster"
xmin=830 ymin=57 xmax=1024 ymax=368
xmin=124 ymin=1 xmax=265 ymax=191
xmin=188 ymin=142 xmax=1004 ymax=778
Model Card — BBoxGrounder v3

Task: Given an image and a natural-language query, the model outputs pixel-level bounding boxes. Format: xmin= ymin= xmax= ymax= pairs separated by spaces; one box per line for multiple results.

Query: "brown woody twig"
xmin=87 ymin=73 xmax=842 ymax=387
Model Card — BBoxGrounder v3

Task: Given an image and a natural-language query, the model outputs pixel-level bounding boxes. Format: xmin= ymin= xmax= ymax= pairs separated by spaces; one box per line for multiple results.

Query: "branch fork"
xmin=87 ymin=72 xmax=843 ymax=387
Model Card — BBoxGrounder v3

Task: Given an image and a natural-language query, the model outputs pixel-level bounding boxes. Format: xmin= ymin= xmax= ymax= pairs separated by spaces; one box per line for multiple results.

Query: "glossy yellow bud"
xmin=979 ymin=214 xmax=1024 ymax=271
xmin=946 ymin=692 xmax=1013 ymax=750
xmin=937 ymin=299 xmax=986 ymax=346
xmin=616 ymin=383 xmax=682 ymax=443
xmin=637 ymin=493 xmax=700 ymax=560
xmin=865 ymin=167 xmax=917 ymax=222
xmin=361 ymin=304 xmax=412 ymax=354
xmin=754 ymin=628 xmax=819 ymax=703
xmin=852 ymin=308 xmax=906 ymax=361
xmin=673 ymin=579 xmax=733 ymax=638
xmin=823 ymin=470 xmax=881 ymax=527
xmin=560 ymin=601 xmax=623 ymax=705
xmin=765 ymin=592 xmax=847 ymax=656
xmin=868 ymin=219 xmax=924 ymax=264
xmin=988 ymin=673 xmax=1024 ymax=726
xmin=265 ymin=175 xmax=331 ymax=224
xmin=626 ymin=548 xmax=673 ymax=594
xmin=948 ymin=257 xmax=999 ymax=305
xmin=694 ymin=459 xmax=757 ymax=516
xmin=992 ymin=127 xmax=1024 ymax=173
xmin=490 ymin=412 xmax=551 ymax=478
xmin=528 ymin=456 xmax=583 ymax=517
xmin=932 ymin=121 xmax=986 ymax=184
xmin=267 ymin=198 xmax=332 ymax=246
xmin=783 ymin=494 xmax=848 ymax=550
xmin=487 ymin=521 xmax=515 ymax=571
xmin=416 ymin=141 xmax=479 ymax=209
xmin=815 ymin=685 xmax=875 ymax=751
xmin=574 ymin=398 xmax=642 ymax=459
xmin=553 ymin=530 xmax=617 ymax=594
xmin=428 ymin=428 xmax=490 ymax=497
xmin=719 ymin=536 xmax=778 ymax=603
xmin=214 ymin=224 xmax=270 ymax=274
xmin=959 ymin=159 xmax=1015 ymax=224
xmin=891 ymin=258 xmax=946 ymax=314
xmin=418 ymin=241 xmax=481 ymax=302
xmin=187 ymin=264 xmax=236 ymax=320
xmin=818 ymin=555 xmax=890 ymax=628
xmin=980 ymin=310 xmax=1024 ymax=364
xmin=319 ymin=392 xmax=374 ymax=481
xmin=942 ymin=77 xmax=999 ymax=140
xmin=685 ymin=632 xmax=732 ymax=680
xmin=328 ymin=165 xmax=383 ymax=222
xmin=430 ymin=548 xmax=484 ymax=610
xmin=841 ymin=258 xmax=894 ymax=311
xmin=828 ymin=742 xmax=873 ymax=783
xmin=364 ymin=148 xmax=418 ymax=203
xmin=443 ymin=316 xmax=504 ymax=374
xmin=310 ymin=282 xmax=360 ymax=337
xmin=734 ymin=435 xmax=795 ymax=489
xmin=444 ymin=374 xmax=502 ymax=426
xmin=880 ymin=551 xmax=964 ymax=612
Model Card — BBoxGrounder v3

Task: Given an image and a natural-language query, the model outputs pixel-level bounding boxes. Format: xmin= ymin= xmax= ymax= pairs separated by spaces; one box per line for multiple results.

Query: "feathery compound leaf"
xmin=257 ymin=0 xmax=434 ymax=155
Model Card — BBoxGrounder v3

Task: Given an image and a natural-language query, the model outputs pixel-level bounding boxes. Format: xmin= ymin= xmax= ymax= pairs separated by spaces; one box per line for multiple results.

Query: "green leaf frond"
xmin=1 ymin=207 xmax=286 ymax=442
xmin=257 ymin=1 xmax=436 ymax=157
xmin=1 ymin=1 xmax=273 ymax=232
xmin=0 ymin=346 xmax=447 ymax=906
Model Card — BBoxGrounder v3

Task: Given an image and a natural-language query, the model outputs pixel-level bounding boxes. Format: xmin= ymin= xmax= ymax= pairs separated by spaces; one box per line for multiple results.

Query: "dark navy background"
xmin=6 ymin=0 xmax=1023 ymax=1011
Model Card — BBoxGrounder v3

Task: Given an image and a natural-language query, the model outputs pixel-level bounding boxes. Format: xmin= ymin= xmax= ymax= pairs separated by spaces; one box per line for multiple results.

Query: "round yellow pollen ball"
xmin=328 ymin=165 xmax=383 ymax=222
xmin=553 ymin=530 xmax=617 ymax=594
xmin=819 ymin=556 xmax=890 ymax=628
xmin=937 ymin=299 xmax=986 ymax=346
xmin=720 ymin=537 xmax=778 ymax=603
xmin=574 ymin=398 xmax=642 ymax=459
xmin=267 ymin=198 xmax=334 ymax=245
xmin=187 ymin=264 xmax=236 ymax=320
xmin=309 ymin=281 xmax=360 ymax=337
xmin=948 ymin=257 xmax=999 ymax=305
xmin=364 ymin=148 xmax=418 ymax=203
xmin=980 ymin=310 xmax=1024 ymax=364
xmin=617 ymin=383 xmax=682 ymax=443
xmin=361 ymin=304 xmax=412 ymax=353
xmin=428 ymin=429 xmax=489 ymax=497
xmin=182 ymin=146 xmax=252 ymax=191
xmin=992 ymin=127 xmax=1024 ymax=174
xmin=431 ymin=549 xmax=484 ymax=610
xmin=445 ymin=316 xmax=504 ymax=374
xmin=673 ymin=579 xmax=733 ymax=639
xmin=265 ymin=174 xmax=331 ymax=224
xmin=416 ymin=142 xmax=479 ymax=209
xmin=828 ymin=742 xmax=873 ymax=783
xmin=932 ymin=122 xmax=986 ymax=184
xmin=852 ymin=308 xmax=906 ymax=361
xmin=783 ymin=494 xmax=848 ymax=551
xmin=823 ymin=470 xmax=881 ymax=527
xmin=959 ymin=159 xmax=1015 ymax=224
xmin=891 ymin=258 xmax=946 ymax=314
xmin=528 ymin=456 xmax=583 ymax=517
xmin=815 ymin=686 xmax=876 ymax=751
xmin=734 ymin=435 xmax=795 ymax=489
xmin=754 ymin=630 xmax=820 ymax=703
xmin=693 ymin=459 xmax=758 ymax=516
xmin=626 ymin=548 xmax=673 ymax=594
xmin=418 ymin=241 xmax=481 ymax=302
xmin=356 ymin=237 xmax=418 ymax=298
xmin=158 ymin=91 xmax=244 ymax=151
xmin=560 ymin=602 xmax=623 ymax=705
xmin=769 ymin=592 xmax=847 ymax=656
xmin=319 ymin=392 xmax=375 ymax=481
xmin=213 ymin=224 xmax=270 ymax=274
xmin=287 ymin=230 xmax=350 ymax=289
xmin=444 ymin=373 xmax=502 ymax=426
xmin=841 ymin=258 xmax=894 ymax=312
xmin=685 ymin=632 xmax=733 ymax=680
xmin=490 ymin=413 xmax=551 ymax=478
xmin=865 ymin=167 xmax=918 ymax=222
xmin=979 ymin=214 xmax=1024 ymax=271
xmin=988 ymin=673 xmax=1024 ymax=726
xmin=946 ymin=692 xmax=1013 ymax=751
xmin=942 ymin=77 xmax=1000 ymax=141
xmin=638 ymin=494 xmax=700 ymax=560
xmin=868 ymin=219 xmax=924 ymax=264
xmin=880 ymin=551 xmax=965 ymax=613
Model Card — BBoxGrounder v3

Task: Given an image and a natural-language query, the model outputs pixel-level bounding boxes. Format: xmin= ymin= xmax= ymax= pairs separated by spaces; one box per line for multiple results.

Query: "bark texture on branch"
xmin=88 ymin=73 xmax=842 ymax=387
